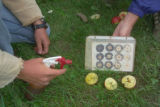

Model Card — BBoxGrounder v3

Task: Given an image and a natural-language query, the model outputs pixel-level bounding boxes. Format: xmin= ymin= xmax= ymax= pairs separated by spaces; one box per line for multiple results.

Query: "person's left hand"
xmin=34 ymin=28 xmax=50 ymax=55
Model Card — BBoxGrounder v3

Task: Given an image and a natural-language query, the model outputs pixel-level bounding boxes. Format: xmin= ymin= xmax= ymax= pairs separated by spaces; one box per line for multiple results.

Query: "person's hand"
xmin=34 ymin=20 xmax=50 ymax=55
xmin=112 ymin=20 xmax=133 ymax=36
xmin=112 ymin=12 xmax=139 ymax=36
xmin=17 ymin=58 xmax=66 ymax=87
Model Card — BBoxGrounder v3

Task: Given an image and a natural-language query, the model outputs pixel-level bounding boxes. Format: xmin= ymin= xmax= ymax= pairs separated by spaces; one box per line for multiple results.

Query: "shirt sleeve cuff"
xmin=128 ymin=1 xmax=144 ymax=18
xmin=0 ymin=50 xmax=24 ymax=88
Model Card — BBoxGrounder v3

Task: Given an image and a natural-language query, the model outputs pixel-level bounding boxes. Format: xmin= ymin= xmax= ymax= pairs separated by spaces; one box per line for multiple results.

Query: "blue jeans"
xmin=0 ymin=2 xmax=50 ymax=54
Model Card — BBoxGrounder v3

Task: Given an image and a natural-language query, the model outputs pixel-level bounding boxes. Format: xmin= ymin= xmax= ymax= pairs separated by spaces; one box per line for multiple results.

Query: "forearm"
xmin=123 ymin=12 xmax=139 ymax=27
xmin=0 ymin=50 xmax=23 ymax=88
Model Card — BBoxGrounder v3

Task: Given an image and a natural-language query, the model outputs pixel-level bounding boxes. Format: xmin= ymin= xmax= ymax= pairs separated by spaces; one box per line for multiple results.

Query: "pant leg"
xmin=0 ymin=0 xmax=14 ymax=54
xmin=1 ymin=4 xmax=50 ymax=44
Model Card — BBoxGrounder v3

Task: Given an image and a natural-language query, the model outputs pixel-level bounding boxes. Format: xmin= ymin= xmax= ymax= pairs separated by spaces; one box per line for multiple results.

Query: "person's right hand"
xmin=112 ymin=19 xmax=133 ymax=36
xmin=112 ymin=12 xmax=139 ymax=36
xmin=17 ymin=58 xmax=66 ymax=87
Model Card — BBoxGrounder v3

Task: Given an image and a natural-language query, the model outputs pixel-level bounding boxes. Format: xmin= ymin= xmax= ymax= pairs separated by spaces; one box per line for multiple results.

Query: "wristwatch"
xmin=32 ymin=18 xmax=48 ymax=30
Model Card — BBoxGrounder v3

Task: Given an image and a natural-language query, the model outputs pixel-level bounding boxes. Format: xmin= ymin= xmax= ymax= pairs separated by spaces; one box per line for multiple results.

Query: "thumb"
xmin=36 ymin=40 xmax=42 ymax=54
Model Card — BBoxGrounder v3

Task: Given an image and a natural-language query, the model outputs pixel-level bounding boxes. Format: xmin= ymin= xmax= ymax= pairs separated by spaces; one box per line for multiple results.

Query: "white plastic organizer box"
xmin=85 ymin=36 xmax=136 ymax=72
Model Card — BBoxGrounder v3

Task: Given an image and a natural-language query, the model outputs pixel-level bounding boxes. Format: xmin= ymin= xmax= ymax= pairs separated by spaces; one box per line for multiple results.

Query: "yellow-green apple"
xmin=85 ymin=72 xmax=98 ymax=85
xmin=119 ymin=11 xmax=128 ymax=20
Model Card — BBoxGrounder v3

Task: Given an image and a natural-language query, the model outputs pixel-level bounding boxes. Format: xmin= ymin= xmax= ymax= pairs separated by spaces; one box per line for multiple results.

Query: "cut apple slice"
xmin=122 ymin=75 xmax=136 ymax=89
xmin=119 ymin=11 xmax=127 ymax=20
xmin=85 ymin=72 xmax=98 ymax=85
xmin=104 ymin=77 xmax=117 ymax=90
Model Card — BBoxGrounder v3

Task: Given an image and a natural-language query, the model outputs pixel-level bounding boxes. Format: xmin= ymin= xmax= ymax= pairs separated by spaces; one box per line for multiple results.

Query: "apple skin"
xmin=111 ymin=16 xmax=121 ymax=24
xmin=119 ymin=11 xmax=127 ymax=20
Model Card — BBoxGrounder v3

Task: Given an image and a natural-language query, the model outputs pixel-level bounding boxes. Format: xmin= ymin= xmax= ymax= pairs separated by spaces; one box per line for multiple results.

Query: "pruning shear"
xmin=43 ymin=56 xmax=72 ymax=69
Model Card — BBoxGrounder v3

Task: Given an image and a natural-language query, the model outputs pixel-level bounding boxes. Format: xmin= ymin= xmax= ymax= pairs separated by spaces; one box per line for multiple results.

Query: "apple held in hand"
xmin=111 ymin=16 xmax=121 ymax=24
xmin=104 ymin=77 xmax=118 ymax=90
xmin=121 ymin=75 xmax=136 ymax=89
xmin=119 ymin=11 xmax=127 ymax=20
xmin=85 ymin=72 xmax=98 ymax=85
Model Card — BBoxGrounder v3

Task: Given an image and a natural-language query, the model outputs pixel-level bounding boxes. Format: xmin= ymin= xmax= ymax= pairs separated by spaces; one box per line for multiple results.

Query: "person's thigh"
xmin=0 ymin=1 xmax=14 ymax=54
xmin=1 ymin=4 xmax=50 ymax=44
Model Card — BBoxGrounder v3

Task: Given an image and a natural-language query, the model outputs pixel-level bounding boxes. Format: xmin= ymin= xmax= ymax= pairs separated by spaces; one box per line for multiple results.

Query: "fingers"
xmin=36 ymin=38 xmax=50 ymax=55
xmin=46 ymin=69 xmax=66 ymax=82
xmin=112 ymin=23 xmax=129 ymax=37
xmin=34 ymin=28 xmax=50 ymax=55
xmin=36 ymin=40 xmax=42 ymax=54
xmin=112 ymin=29 xmax=119 ymax=36
xmin=49 ymin=69 xmax=67 ymax=77
xmin=35 ymin=41 xmax=49 ymax=55
xmin=112 ymin=23 xmax=121 ymax=36
xmin=42 ymin=39 xmax=50 ymax=54
xmin=45 ymin=68 xmax=67 ymax=85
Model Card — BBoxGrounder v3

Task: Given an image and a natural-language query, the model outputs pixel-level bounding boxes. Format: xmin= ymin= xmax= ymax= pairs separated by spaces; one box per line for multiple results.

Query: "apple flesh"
xmin=90 ymin=14 xmax=100 ymax=20
xmin=121 ymin=75 xmax=136 ymax=89
xmin=104 ymin=77 xmax=118 ymax=90
xmin=85 ymin=72 xmax=98 ymax=85
xmin=119 ymin=11 xmax=127 ymax=20
xmin=111 ymin=16 xmax=121 ymax=24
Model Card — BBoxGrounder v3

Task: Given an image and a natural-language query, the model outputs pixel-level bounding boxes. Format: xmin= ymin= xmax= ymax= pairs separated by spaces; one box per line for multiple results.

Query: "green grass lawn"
xmin=0 ymin=0 xmax=160 ymax=106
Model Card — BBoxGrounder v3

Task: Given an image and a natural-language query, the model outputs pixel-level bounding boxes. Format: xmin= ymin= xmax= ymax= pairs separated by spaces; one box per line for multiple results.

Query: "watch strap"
xmin=33 ymin=18 xmax=48 ymax=30
xmin=33 ymin=24 xmax=48 ymax=30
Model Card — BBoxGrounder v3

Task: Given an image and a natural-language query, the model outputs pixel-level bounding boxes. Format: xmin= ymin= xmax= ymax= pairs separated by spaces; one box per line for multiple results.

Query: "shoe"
xmin=153 ymin=12 xmax=160 ymax=41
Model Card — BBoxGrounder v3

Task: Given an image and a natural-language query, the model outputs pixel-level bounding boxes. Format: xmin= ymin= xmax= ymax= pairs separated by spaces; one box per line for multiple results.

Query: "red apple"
xmin=119 ymin=11 xmax=127 ymax=20
xmin=111 ymin=16 xmax=121 ymax=24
